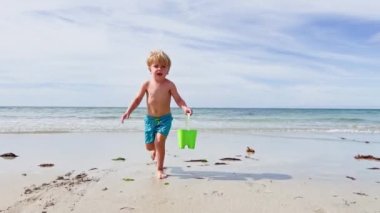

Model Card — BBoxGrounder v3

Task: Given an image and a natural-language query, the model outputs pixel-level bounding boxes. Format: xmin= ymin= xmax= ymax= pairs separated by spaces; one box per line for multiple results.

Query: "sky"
xmin=1 ymin=1 xmax=380 ymax=108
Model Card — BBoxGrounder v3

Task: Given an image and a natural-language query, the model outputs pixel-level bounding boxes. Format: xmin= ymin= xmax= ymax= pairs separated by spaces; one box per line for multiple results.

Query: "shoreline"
xmin=1 ymin=132 xmax=379 ymax=212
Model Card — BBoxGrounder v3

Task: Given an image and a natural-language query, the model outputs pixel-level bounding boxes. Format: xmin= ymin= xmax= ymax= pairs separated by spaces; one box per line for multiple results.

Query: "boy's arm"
xmin=170 ymin=82 xmax=192 ymax=115
xmin=121 ymin=81 xmax=148 ymax=123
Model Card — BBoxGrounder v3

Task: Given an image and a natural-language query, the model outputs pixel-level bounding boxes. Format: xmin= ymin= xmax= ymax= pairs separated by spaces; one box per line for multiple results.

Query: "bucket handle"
xmin=185 ymin=113 xmax=191 ymax=130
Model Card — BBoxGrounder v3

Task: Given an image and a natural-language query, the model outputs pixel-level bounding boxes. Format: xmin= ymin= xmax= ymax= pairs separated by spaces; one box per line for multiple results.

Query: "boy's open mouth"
xmin=157 ymin=73 xmax=163 ymax=76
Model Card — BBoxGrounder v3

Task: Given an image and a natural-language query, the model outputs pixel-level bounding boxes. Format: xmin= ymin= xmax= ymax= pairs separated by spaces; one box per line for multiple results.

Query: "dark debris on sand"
xmin=220 ymin=157 xmax=241 ymax=161
xmin=112 ymin=157 xmax=126 ymax=161
xmin=353 ymin=192 xmax=368 ymax=196
xmin=23 ymin=171 xmax=99 ymax=195
xmin=0 ymin=152 xmax=18 ymax=159
xmin=340 ymin=137 xmax=371 ymax=144
xmin=214 ymin=162 xmax=227 ymax=165
xmin=120 ymin=207 xmax=135 ymax=211
xmin=354 ymin=155 xmax=380 ymax=161
xmin=185 ymin=159 xmax=208 ymax=163
xmin=39 ymin=163 xmax=55 ymax=167
xmin=0 ymin=168 xmax=102 ymax=213
xmin=367 ymin=167 xmax=380 ymax=170
xmin=246 ymin=146 xmax=255 ymax=153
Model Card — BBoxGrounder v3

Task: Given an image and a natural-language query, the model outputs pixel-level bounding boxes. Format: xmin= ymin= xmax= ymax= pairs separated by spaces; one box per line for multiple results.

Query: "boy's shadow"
xmin=168 ymin=166 xmax=292 ymax=181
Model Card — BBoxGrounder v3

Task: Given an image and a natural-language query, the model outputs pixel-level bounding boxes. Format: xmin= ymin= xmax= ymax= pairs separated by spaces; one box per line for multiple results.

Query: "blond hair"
xmin=146 ymin=50 xmax=171 ymax=68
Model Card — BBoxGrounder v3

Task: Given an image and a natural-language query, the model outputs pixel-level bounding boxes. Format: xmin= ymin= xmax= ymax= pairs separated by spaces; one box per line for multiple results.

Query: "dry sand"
xmin=1 ymin=132 xmax=379 ymax=213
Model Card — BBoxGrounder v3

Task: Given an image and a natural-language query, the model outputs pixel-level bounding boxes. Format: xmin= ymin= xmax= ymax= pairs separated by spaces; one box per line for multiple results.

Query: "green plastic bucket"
xmin=177 ymin=129 xmax=197 ymax=149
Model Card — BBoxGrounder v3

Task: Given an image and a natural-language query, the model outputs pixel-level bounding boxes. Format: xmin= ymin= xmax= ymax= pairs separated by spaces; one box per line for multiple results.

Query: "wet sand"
xmin=1 ymin=132 xmax=379 ymax=212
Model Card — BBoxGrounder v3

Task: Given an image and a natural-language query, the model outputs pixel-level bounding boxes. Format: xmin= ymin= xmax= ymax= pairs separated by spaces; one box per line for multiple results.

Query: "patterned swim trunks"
xmin=144 ymin=113 xmax=173 ymax=144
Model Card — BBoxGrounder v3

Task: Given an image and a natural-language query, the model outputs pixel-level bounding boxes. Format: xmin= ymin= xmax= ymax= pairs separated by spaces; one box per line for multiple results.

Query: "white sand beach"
xmin=1 ymin=132 xmax=379 ymax=212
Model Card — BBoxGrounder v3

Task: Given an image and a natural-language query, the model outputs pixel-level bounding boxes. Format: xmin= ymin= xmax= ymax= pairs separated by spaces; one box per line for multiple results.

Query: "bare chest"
xmin=146 ymin=84 xmax=171 ymax=100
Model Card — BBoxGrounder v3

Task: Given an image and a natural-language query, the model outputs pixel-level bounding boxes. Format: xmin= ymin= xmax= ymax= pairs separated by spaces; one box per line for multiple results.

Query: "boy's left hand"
xmin=185 ymin=107 xmax=192 ymax=116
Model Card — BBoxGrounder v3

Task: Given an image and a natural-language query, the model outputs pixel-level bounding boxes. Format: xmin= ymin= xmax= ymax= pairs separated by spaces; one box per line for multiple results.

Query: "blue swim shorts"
xmin=144 ymin=113 xmax=173 ymax=144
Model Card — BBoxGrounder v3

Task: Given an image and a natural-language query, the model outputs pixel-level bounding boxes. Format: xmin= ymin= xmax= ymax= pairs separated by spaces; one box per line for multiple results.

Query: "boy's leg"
xmin=154 ymin=133 xmax=167 ymax=179
xmin=145 ymin=143 xmax=156 ymax=161
xmin=144 ymin=115 xmax=156 ymax=160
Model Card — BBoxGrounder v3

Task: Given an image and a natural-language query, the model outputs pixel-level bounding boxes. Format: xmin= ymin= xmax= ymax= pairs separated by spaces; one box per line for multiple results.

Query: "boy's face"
xmin=149 ymin=63 xmax=169 ymax=81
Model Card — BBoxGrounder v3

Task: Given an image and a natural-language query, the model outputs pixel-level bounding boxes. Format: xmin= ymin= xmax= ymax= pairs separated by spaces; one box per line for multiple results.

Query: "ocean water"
xmin=0 ymin=107 xmax=380 ymax=134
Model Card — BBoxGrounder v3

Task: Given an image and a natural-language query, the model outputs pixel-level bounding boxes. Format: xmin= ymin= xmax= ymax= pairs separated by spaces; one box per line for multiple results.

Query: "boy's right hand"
xmin=120 ymin=113 xmax=130 ymax=124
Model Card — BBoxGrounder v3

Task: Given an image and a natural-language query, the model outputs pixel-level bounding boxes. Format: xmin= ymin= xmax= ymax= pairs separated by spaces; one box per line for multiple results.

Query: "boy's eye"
xmin=153 ymin=64 xmax=166 ymax=69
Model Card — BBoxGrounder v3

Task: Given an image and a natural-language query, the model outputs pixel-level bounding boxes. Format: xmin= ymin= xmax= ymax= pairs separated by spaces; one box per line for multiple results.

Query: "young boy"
xmin=120 ymin=50 xmax=192 ymax=179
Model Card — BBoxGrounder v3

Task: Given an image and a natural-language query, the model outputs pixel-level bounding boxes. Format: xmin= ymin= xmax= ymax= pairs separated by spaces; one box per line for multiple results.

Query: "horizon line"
xmin=1 ymin=106 xmax=379 ymax=110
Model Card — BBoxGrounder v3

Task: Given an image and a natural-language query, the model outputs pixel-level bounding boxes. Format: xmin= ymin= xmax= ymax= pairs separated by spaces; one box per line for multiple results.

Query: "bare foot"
xmin=150 ymin=150 xmax=156 ymax=161
xmin=157 ymin=170 xmax=168 ymax=179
